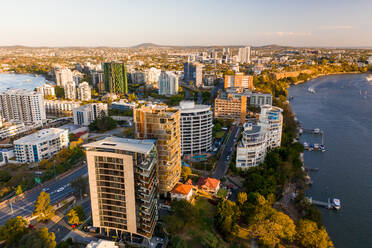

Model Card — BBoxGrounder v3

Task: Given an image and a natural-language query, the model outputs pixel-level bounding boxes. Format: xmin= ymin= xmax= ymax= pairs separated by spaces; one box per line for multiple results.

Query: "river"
xmin=0 ymin=73 xmax=48 ymax=92
xmin=289 ymin=73 xmax=372 ymax=248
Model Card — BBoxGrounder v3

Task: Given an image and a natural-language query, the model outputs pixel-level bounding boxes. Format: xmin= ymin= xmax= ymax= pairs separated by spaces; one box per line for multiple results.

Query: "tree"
xmin=15 ymin=185 xmax=23 ymax=195
xmin=19 ymin=228 xmax=56 ymax=248
xmin=237 ymin=192 xmax=247 ymax=206
xmin=168 ymin=235 xmax=187 ymax=248
xmin=296 ymin=219 xmax=334 ymax=248
xmin=33 ymin=192 xmax=55 ymax=222
xmin=201 ymin=232 xmax=224 ymax=248
xmin=0 ymin=216 xmax=29 ymax=247
xmin=67 ymin=209 xmax=80 ymax=225
xmin=181 ymin=166 xmax=192 ymax=180
xmin=89 ymin=116 xmax=117 ymax=132
xmin=215 ymin=200 xmax=239 ymax=237
xmin=245 ymin=194 xmax=296 ymax=247
xmin=55 ymin=86 xmax=65 ymax=99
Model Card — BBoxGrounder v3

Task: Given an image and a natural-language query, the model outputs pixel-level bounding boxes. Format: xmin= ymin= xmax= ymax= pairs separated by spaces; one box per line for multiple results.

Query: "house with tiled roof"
xmin=197 ymin=177 xmax=220 ymax=194
xmin=170 ymin=183 xmax=194 ymax=201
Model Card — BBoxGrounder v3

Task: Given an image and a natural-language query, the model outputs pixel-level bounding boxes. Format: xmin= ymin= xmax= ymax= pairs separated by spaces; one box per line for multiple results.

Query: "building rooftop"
xmin=197 ymin=177 xmax=220 ymax=190
xmin=171 ymin=183 xmax=193 ymax=195
xmin=1 ymin=88 xmax=42 ymax=96
xmin=14 ymin=128 xmax=67 ymax=145
xmin=84 ymin=136 xmax=156 ymax=155
xmin=177 ymin=101 xmax=211 ymax=113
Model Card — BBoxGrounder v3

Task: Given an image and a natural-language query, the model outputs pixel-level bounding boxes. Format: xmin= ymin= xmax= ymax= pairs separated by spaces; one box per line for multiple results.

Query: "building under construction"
xmin=133 ymin=105 xmax=181 ymax=194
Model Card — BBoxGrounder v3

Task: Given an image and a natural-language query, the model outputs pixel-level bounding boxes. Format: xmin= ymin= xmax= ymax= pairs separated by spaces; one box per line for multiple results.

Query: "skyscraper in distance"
xmin=184 ymin=61 xmax=203 ymax=87
xmin=103 ymin=62 xmax=128 ymax=94
xmin=158 ymin=71 xmax=179 ymax=96
xmin=238 ymin=46 xmax=251 ymax=64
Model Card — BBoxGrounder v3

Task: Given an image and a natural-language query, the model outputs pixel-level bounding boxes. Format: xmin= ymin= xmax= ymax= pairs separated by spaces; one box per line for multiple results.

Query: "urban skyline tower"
xmin=84 ymin=137 xmax=158 ymax=241
xmin=133 ymin=105 xmax=181 ymax=194
xmin=103 ymin=62 xmax=128 ymax=94
xmin=238 ymin=46 xmax=251 ymax=64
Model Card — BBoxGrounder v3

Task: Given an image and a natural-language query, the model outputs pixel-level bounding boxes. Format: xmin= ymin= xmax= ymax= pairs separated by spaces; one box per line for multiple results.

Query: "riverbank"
xmin=292 ymin=71 xmax=365 ymax=85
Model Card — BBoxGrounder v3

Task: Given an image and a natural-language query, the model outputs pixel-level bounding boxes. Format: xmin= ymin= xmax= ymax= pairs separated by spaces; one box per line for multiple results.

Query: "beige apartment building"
xmin=85 ymin=137 xmax=158 ymax=241
xmin=133 ymin=105 xmax=181 ymax=194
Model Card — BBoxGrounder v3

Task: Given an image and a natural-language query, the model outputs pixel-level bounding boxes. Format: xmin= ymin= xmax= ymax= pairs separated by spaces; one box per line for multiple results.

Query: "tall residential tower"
xmin=103 ymin=62 xmax=128 ymax=94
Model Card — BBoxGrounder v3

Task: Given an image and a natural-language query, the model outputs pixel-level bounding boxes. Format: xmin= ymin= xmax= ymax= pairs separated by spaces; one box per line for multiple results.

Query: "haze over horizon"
xmin=1 ymin=0 xmax=371 ymax=47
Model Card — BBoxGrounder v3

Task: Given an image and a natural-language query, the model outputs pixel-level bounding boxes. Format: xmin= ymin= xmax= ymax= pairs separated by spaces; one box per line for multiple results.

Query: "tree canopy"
xmin=33 ymin=192 xmax=55 ymax=222
xmin=19 ymin=227 xmax=56 ymax=248
xmin=0 ymin=216 xmax=29 ymax=247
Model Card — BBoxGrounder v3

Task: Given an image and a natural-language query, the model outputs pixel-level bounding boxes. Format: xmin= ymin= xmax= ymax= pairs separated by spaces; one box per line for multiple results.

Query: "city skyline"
xmin=1 ymin=0 xmax=371 ymax=48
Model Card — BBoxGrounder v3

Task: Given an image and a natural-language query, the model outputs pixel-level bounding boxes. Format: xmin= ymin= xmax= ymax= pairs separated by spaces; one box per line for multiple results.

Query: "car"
xmin=56 ymin=187 xmax=64 ymax=193
xmin=226 ymin=156 xmax=230 ymax=161
xmin=42 ymin=187 xmax=49 ymax=192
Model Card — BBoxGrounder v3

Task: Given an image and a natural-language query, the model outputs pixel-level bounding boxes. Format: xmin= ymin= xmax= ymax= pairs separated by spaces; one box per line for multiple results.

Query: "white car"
xmin=56 ymin=187 xmax=64 ymax=193
xmin=41 ymin=187 xmax=49 ymax=192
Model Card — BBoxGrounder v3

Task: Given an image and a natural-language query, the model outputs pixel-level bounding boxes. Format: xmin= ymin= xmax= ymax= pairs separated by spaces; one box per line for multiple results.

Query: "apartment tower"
xmin=103 ymin=62 xmax=128 ymax=94
xmin=133 ymin=105 xmax=181 ymax=193
xmin=85 ymin=137 xmax=158 ymax=240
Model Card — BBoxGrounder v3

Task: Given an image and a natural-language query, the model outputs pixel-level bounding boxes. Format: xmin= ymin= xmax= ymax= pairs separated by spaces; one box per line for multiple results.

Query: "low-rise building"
xmin=45 ymin=100 xmax=81 ymax=117
xmin=111 ymin=100 xmax=137 ymax=111
xmin=197 ymin=177 xmax=220 ymax=194
xmin=73 ymin=103 xmax=108 ymax=126
xmin=0 ymin=149 xmax=14 ymax=166
xmin=0 ymin=121 xmax=42 ymax=140
xmin=86 ymin=240 xmax=118 ymax=248
xmin=224 ymin=73 xmax=254 ymax=91
xmin=14 ymin=128 xmax=69 ymax=163
xmin=170 ymin=183 xmax=194 ymax=201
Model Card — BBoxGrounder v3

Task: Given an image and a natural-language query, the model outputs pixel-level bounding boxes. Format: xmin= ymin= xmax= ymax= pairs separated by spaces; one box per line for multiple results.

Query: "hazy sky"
xmin=0 ymin=0 xmax=371 ymax=47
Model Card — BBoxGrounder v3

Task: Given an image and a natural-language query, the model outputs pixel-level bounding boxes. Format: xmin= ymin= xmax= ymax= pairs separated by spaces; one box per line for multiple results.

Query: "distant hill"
xmin=130 ymin=43 xmax=162 ymax=48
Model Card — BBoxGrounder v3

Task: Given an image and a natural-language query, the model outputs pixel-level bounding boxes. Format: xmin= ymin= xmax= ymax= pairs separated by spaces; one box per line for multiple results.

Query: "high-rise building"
xmin=177 ymin=101 xmax=213 ymax=155
xmin=77 ymin=82 xmax=91 ymax=101
xmin=91 ymin=70 xmax=104 ymax=86
xmin=158 ymin=71 xmax=179 ymax=96
xmin=55 ymin=68 xmax=73 ymax=87
xmin=184 ymin=62 xmax=203 ymax=87
xmin=103 ymin=62 xmax=128 ymax=94
xmin=73 ymin=103 xmax=108 ymax=126
xmin=236 ymin=105 xmax=283 ymax=169
xmin=36 ymin=83 xmax=55 ymax=97
xmin=84 ymin=137 xmax=158 ymax=240
xmin=238 ymin=46 xmax=251 ymax=64
xmin=14 ymin=128 xmax=69 ymax=163
xmin=368 ymin=56 xmax=372 ymax=65
xmin=146 ymin=67 xmax=161 ymax=88
xmin=133 ymin=105 xmax=181 ymax=193
xmin=0 ymin=89 xmax=46 ymax=124
xmin=224 ymin=73 xmax=254 ymax=91
xmin=64 ymin=81 xmax=76 ymax=100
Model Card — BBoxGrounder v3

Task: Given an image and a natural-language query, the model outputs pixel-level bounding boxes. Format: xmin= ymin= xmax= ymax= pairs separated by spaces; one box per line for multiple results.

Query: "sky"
xmin=0 ymin=0 xmax=371 ymax=47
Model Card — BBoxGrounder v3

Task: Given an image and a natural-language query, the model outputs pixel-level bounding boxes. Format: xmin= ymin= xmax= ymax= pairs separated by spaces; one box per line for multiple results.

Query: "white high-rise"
xmin=158 ymin=71 xmax=179 ymax=95
xmin=0 ymin=89 xmax=46 ymax=124
xmin=177 ymin=101 xmax=213 ymax=155
xmin=146 ymin=67 xmax=161 ymax=87
xmin=64 ymin=81 xmax=76 ymax=100
xmin=77 ymin=82 xmax=91 ymax=101
xmin=55 ymin=68 xmax=73 ymax=87
xmin=238 ymin=46 xmax=251 ymax=64
xmin=236 ymin=105 xmax=283 ymax=169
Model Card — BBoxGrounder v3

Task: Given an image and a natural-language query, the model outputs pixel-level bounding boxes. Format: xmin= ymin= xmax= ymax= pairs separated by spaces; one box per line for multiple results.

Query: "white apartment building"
xmin=259 ymin=105 xmax=283 ymax=149
xmin=146 ymin=67 xmax=161 ymax=87
xmin=36 ymin=83 xmax=55 ymax=97
xmin=177 ymin=101 xmax=213 ymax=155
xmin=73 ymin=103 xmax=108 ymax=126
xmin=158 ymin=71 xmax=179 ymax=96
xmin=14 ymin=128 xmax=69 ymax=163
xmin=64 ymin=81 xmax=76 ymax=100
xmin=45 ymin=100 xmax=81 ymax=117
xmin=78 ymin=82 xmax=91 ymax=101
xmin=236 ymin=105 xmax=283 ymax=169
xmin=238 ymin=46 xmax=251 ymax=64
xmin=0 ymin=89 xmax=46 ymax=124
xmin=55 ymin=68 xmax=73 ymax=87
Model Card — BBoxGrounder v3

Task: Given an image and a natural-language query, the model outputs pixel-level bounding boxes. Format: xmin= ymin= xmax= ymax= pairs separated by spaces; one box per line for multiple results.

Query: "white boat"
xmin=303 ymin=142 xmax=309 ymax=149
xmin=366 ymin=75 xmax=372 ymax=82
xmin=332 ymin=198 xmax=341 ymax=210
xmin=308 ymin=87 xmax=316 ymax=93
xmin=314 ymin=143 xmax=320 ymax=149
xmin=313 ymin=128 xmax=320 ymax=134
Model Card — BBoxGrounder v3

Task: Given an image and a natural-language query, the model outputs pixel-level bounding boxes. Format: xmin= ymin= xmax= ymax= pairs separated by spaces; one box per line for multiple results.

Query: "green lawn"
xmin=214 ymin=131 xmax=226 ymax=139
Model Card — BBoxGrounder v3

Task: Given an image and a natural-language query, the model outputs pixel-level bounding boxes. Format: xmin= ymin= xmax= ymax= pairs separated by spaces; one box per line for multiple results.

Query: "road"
xmin=213 ymin=125 xmax=241 ymax=179
xmin=0 ymin=165 xmax=88 ymax=226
